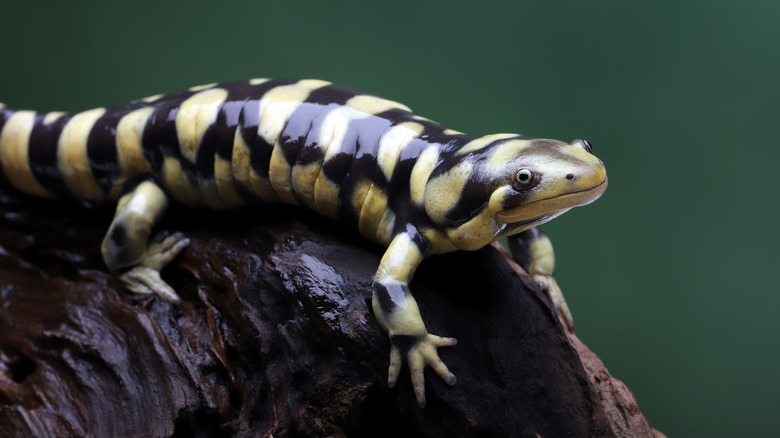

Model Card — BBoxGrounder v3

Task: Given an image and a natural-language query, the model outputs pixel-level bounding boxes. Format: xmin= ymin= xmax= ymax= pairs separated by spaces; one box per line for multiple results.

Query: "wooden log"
xmin=0 ymin=186 xmax=663 ymax=437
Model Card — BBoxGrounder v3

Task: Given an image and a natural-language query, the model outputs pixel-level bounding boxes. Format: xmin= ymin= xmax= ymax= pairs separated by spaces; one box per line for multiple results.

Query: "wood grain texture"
xmin=0 ymin=186 xmax=663 ymax=437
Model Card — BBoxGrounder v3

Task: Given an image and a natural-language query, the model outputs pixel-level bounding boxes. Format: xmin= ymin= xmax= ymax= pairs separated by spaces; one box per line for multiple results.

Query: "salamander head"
xmin=424 ymin=136 xmax=607 ymax=250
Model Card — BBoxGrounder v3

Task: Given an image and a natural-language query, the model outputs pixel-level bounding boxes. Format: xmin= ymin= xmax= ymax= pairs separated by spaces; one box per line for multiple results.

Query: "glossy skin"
xmin=0 ymin=79 xmax=607 ymax=406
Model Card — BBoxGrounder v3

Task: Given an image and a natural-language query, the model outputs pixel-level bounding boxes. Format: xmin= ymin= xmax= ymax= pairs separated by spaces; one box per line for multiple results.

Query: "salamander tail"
xmin=0 ymin=104 xmax=65 ymax=198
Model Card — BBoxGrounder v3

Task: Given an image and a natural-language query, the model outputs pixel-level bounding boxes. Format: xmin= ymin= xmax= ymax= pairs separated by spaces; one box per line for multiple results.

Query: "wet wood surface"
xmin=0 ymin=186 xmax=662 ymax=437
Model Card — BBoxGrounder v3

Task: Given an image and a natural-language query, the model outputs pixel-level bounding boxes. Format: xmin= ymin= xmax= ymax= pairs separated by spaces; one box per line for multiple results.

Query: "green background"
xmin=2 ymin=1 xmax=778 ymax=435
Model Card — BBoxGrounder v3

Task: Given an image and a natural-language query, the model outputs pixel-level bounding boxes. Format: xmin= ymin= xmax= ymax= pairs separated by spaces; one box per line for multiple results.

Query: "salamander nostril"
xmin=566 ymin=173 xmax=575 ymax=181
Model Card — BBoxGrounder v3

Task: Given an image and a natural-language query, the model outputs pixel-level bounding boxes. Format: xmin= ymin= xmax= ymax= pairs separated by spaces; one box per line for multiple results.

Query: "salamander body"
xmin=0 ymin=79 xmax=607 ymax=406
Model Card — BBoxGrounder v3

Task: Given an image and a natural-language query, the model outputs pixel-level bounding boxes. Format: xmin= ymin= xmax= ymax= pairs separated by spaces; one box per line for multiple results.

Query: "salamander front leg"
xmin=507 ymin=227 xmax=575 ymax=331
xmin=101 ymin=179 xmax=190 ymax=302
xmin=371 ymin=231 xmax=457 ymax=407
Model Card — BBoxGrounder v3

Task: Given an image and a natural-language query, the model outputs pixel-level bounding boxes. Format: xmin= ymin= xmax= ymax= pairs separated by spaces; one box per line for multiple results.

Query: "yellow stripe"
xmin=486 ymin=138 xmax=532 ymax=169
xmin=358 ymin=183 xmax=389 ymax=243
xmin=290 ymin=161 xmax=321 ymax=210
xmin=268 ymin=150 xmax=297 ymax=205
xmin=43 ymin=111 xmax=66 ymax=125
xmin=114 ymin=106 xmax=154 ymax=197
xmin=230 ymin=128 xmax=276 ymax=201
xmin=188 ymin=82 xmax=217 ymax=92
xmin=376 ymin=209 xmax=396 ymax=246
xmin=444 ymin=207 xmax=498 ymax=251
xmin=455 ymin=133 xmax=517 ymax=156
xmin=313 ymin=105 xmax=371 ymax=219
xmin=345 ymin=94 xmax=412 ymax=114
xmin=409 ymin=145 xmax=439 ymax=207
xmin=231 ymin=128 xmax=252 ymax=193
xmin=423 ymin=228 xmax=458 ymax=254
xmin=230 ymin=129 xmax=276 ymax=202
xmin=214 ymin=154 xmax=244 ymax=207
xmin=0 ymin=110 xmax=53 ymax=198
xmin=423 ymin=160 xmax=473 ymax=224
xmin=376 ymin=122 xmax=424 ymax=181
xmin=350 ymin=179 xmax=371 ymax=217
xmin=176 ymin=88 xmax=229 ymax=163
xmin=376 ymin=232 xmax=423 ymax=282
xmin=264 ymin=79 xmax=330 ymax=205
xmin=162 ymin=156 xmax=199 ymax=204
xmin=259 ymin=79 xmax=331 ymax=147
xmin=138 ymin=93 xmax=163 ymax=103
xmin=57 ymin=108 xmax=106 ymax=201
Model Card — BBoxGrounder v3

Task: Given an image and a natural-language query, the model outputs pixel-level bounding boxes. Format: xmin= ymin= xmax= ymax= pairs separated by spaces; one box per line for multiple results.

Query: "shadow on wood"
xmin=0 ymin=187 xmax=663 ymax=437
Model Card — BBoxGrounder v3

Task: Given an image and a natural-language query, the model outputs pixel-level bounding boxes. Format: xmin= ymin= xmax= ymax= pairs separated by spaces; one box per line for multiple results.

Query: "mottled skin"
xmin=0 ymin=79 xmax=607 ymax=406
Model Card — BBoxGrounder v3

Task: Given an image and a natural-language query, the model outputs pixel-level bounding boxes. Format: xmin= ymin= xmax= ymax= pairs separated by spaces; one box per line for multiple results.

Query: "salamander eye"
xmin=513 ymin=168 xmax=538 ymax=190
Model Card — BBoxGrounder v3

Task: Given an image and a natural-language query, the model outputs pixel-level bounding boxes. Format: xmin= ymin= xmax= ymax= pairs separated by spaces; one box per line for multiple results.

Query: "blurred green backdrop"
xmin=2 ymin=1 xmax=778 ymax=435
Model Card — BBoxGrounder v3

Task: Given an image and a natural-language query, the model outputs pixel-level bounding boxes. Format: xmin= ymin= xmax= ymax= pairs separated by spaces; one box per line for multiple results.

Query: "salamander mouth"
xmin=496 ymin=177 xmax=608 ymax=224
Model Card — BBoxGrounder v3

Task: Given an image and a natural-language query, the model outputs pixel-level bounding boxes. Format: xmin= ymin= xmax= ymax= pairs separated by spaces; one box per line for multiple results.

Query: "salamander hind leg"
xmin=507 ymin=227 xmax=574 ymax=331
xmin=371 ymin=231 xmax=457 ymax=407
xmin=101 ymin=178 xmax=190 ymax=302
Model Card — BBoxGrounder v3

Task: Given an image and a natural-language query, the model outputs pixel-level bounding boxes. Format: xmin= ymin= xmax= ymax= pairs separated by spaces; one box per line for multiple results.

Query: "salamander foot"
xmin=534 ymin=274 xmax=575 ymax=331
xmin=388 ymin=333 xmax=457 ymax=407
xmin=118 ymin=232 xmax=190 ymax=302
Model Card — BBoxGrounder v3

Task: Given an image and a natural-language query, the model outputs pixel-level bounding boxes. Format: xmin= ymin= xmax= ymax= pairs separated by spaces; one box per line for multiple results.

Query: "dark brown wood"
xmin=0 ymin=186 xmax=664 ymax=437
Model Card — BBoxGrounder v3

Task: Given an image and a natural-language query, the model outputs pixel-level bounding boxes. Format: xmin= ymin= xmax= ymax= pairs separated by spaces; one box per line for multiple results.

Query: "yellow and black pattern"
xmin=0 ymin=79 xmax=608 ymax=406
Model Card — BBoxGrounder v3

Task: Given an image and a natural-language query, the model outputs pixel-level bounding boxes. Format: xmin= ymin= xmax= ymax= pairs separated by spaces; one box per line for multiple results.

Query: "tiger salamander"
xmin=0 ymin=79 xmax=607 ymax=406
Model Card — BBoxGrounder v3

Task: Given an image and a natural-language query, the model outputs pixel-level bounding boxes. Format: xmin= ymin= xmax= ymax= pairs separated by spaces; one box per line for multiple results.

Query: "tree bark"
xmin=0 ymin=187 xmax=663 ymax=437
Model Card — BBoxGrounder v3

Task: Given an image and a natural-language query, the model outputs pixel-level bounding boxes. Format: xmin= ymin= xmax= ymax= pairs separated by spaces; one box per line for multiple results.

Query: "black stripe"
xmin=295 ymin=130 xmax=325 ymax=167
xmin=506 ymin=228 xmax=547 ymax=271
xmin=373 ymin=107 xmax=469 ymax=151
xmin=293 ymin=102 xmax=347 ymax=168
xmin=321 ymin=143 xmax=356 ymax=188
xmin=336 ymin=114 xmax=393 ymax=226
xmin=418 ymin=119 xmax=451 ymax=141
xmin=373 ymin=280 xmax=406 ymax=316
xmin=432 ymin=136 xmax=514 ymax=178
xmin=438 ymin=134 xmax=473 ymax=154
xmin=372 ymin=107 xmax=417 ymax=126
xmin=243 ymin=80 xmax=296 ymax=181
xmin=389 ymin=334 xmax=419 ymax=356
xmin=191 ymin=86 xmax=243 ymax=185
xmin=387 ymin=136 xmax=429 ymax=203
xmin=28 ymin=113 xmax=73 ymax=198
xmin=195 ymin=118 xmax=218 ymax=181
xmin=443 ymin=176 xmax=492 ymax=228
xmin=86 ymin=103 xmax=148 ymax=195
xmin=213 ymin=86 xmax=250 ymax=161
xmin=141 ymin=101 xmax=178 ymax=177
xmin=279 ymin=102 xmax=319 ymax=168
xmin=303 ymin=84 xmax=359 ymax=106
xmin=213 ymin=82 xmax=266 ymax=203
xmin=403 ymin=223 xmax=431 ymax=256
xmin=140 ymin=91 xmax=201 ymax=184
xmin=210 ymin=81 xmax=277 ymax=165
xmin=377 ymin=135 xmax=439 ymax=235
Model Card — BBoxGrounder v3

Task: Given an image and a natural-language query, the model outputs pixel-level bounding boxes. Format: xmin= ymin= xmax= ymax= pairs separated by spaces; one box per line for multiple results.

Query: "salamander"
xmin=0 ymin=79 xmax=607 ymax=406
